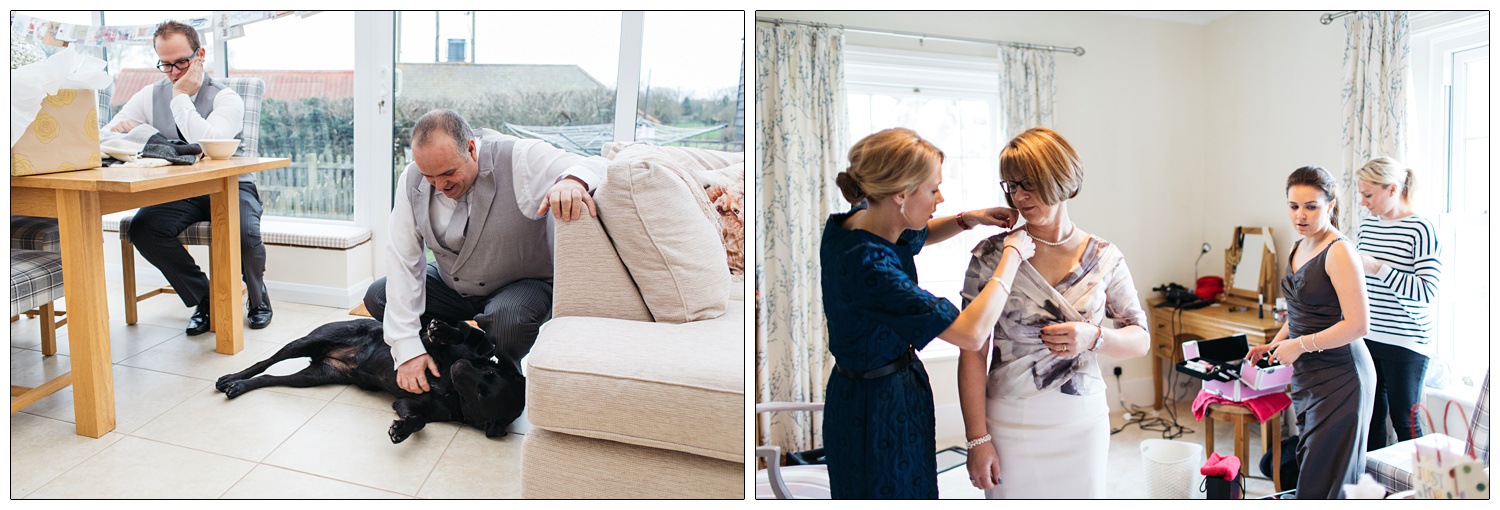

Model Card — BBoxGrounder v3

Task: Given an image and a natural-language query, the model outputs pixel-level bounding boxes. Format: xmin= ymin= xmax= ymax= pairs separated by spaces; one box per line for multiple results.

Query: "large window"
xmin=638 ymin=11 xmax=745 ymax=152
xmin=393 ymin=10 xmax=622 ymax=181
xmin=844 ymin=45 xmax=1003 ymax=359
xmin=1410 ymin=12 xmax=1488 ymax=394
xmin=225 ymin=12 xmax=356 ymax=220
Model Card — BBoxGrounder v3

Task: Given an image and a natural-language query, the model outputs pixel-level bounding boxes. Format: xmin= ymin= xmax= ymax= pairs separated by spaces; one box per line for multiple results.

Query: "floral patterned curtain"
xmin=1341 ymin=11 xmax=1409 ymax=236
xmin=755 ymin=21 xmax=845 ymax=453
xmin=998 ymin=46 xmax=1057 ymax=140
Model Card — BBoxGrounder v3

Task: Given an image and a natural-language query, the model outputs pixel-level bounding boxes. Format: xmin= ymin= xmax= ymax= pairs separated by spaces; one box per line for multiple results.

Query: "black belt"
xmin=835 ymin=347 xmax=916 ymax=380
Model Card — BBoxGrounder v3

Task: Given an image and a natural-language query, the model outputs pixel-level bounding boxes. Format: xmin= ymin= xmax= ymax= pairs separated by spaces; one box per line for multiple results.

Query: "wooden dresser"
xmin=1147 ymin=297 xmax=1284 ymax=409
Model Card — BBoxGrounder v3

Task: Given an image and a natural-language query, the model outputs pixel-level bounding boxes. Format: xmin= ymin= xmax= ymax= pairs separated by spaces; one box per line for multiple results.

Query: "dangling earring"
xmin=899 ymin=201 xmax=907 ymax=215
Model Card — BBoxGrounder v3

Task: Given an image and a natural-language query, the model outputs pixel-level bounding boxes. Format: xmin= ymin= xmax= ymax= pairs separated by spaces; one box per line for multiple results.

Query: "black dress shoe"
xmin=248 ymin=302 xmax=273 ymax=329
xmin=186 ymin=307 xmax=211 ymax=336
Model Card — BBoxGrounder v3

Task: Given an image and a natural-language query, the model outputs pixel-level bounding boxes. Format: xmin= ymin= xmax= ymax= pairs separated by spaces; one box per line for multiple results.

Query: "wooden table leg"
xmin=1271 ymin=411 xmax=1282 ymax=492
xmin=209 ymin=176 xmax=244 ymax=355
xmin=1233 ymin=415 xmax=1250 ymax=481
xmin=56 ymin=189 xmax=114 ymax=438
xmin=1204 ymin=410 xmax=1215 ymax=455
xmin=1153 ymin=353 xmax=1164 ymax=410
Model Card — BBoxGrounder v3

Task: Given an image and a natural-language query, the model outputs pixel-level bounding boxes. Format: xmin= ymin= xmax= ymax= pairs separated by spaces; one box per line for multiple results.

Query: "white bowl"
xmin=199 ymin=139 xmax=241 ymax=160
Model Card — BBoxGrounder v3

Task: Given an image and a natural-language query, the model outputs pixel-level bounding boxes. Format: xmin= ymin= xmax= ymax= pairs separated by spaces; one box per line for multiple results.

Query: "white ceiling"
xmin=1104 ymin=11 xmax=1237 ymax=25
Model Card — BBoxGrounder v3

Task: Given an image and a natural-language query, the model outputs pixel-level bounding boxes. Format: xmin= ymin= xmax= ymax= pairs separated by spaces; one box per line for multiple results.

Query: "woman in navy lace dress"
xmin=821 ymin=128 xmax=1029 ymax=498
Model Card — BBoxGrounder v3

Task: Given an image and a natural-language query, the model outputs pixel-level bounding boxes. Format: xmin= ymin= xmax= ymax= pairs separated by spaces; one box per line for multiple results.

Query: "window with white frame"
xmin=844 ymin=45 xmax=1003 ymax=359
xmin=1409 ymin=11 xmax=1488 ymax=394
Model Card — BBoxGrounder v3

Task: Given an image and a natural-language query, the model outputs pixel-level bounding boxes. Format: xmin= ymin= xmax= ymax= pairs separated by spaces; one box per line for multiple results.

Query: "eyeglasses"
xmin=999 ymin=178 xmax=1035 ymax=194
xmin=155 ymin=55 xmax=197 ymax=73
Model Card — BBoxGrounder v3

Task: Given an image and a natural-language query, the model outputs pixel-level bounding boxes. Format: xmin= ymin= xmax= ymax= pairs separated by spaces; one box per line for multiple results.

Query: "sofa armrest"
xmin=553 ymin=212 xmax=652 ymax=321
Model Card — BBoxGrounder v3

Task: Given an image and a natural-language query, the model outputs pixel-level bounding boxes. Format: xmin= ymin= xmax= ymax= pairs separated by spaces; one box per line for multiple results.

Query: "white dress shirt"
xmin=383 ymin=136 xmax=607 ymax=368
xmin=102 ymin=72 xmax=245 ymax=142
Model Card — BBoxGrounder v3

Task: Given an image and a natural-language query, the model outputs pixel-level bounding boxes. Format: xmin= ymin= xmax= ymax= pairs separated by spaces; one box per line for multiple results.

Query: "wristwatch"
xmin=955 ymin=212 xmax=975 ymax=230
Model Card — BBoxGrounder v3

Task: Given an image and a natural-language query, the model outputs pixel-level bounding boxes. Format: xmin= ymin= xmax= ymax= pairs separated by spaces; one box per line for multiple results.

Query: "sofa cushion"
xmin=596 ymin=144 xmax=730 ymax=323
xmin=525 ymin=306 xmax=745 ymax=463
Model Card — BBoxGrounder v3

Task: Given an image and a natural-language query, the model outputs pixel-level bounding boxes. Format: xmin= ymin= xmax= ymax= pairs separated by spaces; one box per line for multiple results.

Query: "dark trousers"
xmin=1367 ymin=340 xmax=1429 ymax=450
xmin=129 ymin=181 xmax=268 ymax=311
xmin=363 ymin=263 xmax=552 ymax=373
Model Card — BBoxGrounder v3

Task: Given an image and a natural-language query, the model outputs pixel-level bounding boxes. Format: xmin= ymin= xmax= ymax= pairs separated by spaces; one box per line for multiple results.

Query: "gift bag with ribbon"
xmin=1411 ymin=401 xmax=1487 ymax=499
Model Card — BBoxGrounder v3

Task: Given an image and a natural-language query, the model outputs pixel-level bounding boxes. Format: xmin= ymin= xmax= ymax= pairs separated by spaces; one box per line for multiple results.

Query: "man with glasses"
xmin=103 ymin=19 xmax=272 ymax=334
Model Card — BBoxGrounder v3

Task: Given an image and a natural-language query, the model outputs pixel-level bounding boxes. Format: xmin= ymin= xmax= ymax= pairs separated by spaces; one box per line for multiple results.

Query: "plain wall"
xmin=757 ymin=11 xmax=1352 ymax=433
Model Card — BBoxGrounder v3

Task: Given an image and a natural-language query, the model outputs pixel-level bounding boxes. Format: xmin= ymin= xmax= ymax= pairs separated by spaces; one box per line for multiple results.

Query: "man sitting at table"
xmin=102 ymin=19 xmax=271 ymax=334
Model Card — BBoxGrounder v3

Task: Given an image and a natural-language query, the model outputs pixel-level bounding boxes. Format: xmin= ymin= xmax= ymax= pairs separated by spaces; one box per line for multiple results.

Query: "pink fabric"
xmin=1191 ymin=389 xmax=1292 ymax=423
xmin=1200 ymin=452 xmax=1241 ymax=480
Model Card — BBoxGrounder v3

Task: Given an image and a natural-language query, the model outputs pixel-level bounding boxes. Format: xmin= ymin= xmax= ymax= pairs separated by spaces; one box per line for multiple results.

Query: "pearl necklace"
xmin=1027 ymin=222 xmax=1077 ymax=247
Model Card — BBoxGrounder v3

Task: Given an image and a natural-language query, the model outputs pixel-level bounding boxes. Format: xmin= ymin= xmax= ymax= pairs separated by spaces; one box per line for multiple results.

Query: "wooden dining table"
xmin=10 ymin=157 xmax=289 ymax=437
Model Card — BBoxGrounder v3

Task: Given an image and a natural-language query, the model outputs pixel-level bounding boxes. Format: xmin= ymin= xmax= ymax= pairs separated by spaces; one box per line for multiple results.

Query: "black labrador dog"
xmin=215 ymin=318 xmax=524 ymax=443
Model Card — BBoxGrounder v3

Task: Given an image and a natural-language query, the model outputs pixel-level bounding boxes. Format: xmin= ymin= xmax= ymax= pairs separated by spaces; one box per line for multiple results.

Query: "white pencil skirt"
xmin=981 ymin=390 xmax=1110 ymax=499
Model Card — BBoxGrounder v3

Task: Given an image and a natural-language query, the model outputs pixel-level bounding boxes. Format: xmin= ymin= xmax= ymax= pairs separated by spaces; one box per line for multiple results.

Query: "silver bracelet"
xmin=965 ymin=434 xmax=993 ymax=449
xmin=988 ymin=276 xmax=1010 ymax=295
xmin=1086 ymin=324 xmax=1105 ymax=352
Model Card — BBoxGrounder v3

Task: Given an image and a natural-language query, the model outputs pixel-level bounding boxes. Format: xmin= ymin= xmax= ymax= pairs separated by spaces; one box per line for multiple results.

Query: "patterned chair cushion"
xmin=116 ymin=215 xmax=213 ymax=245
xmin=10 ymin=249 xmax=64 ymax=316
xmin=1468 ymin=372 xmax=1490 ymax=463
xmin=10 ymin=215 xmax=60 ymax=252
xmin=217 ymin=77 xmax=263 ymax=157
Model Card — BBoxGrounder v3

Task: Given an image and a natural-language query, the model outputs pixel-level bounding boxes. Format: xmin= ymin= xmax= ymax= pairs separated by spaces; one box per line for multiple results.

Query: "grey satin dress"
xmin=1283 ymin=238 xmax=1376 ymax=499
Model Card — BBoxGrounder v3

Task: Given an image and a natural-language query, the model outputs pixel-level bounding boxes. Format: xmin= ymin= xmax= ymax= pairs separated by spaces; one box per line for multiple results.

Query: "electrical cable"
xmin=1111 ymin=305 xmax=1194 ymax=439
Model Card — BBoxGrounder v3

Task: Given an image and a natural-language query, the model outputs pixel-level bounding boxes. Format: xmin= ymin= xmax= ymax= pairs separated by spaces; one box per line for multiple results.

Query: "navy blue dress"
xmin=821 ymin=206 xmax=960 ymax=499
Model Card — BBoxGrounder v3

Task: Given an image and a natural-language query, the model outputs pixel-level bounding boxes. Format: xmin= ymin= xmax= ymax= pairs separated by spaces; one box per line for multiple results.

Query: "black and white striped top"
xmin=1356 ymin=215 xmax=1442 ymax=356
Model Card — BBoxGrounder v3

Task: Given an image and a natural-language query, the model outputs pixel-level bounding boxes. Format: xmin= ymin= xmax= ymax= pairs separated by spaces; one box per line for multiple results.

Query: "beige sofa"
xmin=521 ymin=143 xmax=745 ymax=498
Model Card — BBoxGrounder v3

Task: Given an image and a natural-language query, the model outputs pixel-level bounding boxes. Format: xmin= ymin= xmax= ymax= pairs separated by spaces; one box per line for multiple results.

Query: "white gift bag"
xmin=1411 ymin=401 xmax=1485 ymax=499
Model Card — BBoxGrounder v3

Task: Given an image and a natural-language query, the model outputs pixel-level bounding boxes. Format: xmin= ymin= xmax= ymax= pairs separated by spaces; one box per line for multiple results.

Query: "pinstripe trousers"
xmin=363 ymin=263 xmax=552 ymax=373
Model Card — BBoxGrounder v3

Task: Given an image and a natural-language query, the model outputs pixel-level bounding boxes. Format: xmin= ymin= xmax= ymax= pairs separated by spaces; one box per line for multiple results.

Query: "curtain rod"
xmin=1320 ymin=11 xmax=1357 ymax=25
xmin=755 ymin=17 xmax=1085 ymax=56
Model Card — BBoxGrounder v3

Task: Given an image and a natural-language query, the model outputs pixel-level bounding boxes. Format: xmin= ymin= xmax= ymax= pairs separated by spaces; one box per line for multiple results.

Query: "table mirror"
xmin=1224 ymin=226 xmax=1277 ymax=304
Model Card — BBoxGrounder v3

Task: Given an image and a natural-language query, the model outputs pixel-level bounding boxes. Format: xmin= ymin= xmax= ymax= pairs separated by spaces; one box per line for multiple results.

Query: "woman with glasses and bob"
xmin=957 ymin=127 xmax=1149 ymax=498
xmin=820 ymin=127 xmax=1025 ymax=498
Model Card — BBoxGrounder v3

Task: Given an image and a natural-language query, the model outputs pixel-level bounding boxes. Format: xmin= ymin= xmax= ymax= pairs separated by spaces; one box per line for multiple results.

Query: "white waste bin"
xmin=1140 ymin=439 xmax=1204 ymax=499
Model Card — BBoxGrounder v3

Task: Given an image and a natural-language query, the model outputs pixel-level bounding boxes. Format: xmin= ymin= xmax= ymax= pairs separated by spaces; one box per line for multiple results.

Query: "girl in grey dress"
xmin=1246 ymin=166 xmax=1375 ymax=499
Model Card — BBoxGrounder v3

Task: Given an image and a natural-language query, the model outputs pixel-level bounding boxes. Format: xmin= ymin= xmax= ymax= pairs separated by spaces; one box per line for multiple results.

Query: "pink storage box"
xmin=1179 ymin=334 xmax=1294 ymax=402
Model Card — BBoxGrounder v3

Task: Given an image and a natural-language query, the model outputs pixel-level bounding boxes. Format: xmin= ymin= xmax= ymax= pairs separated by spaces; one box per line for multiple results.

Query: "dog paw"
xmin=389 ymin=420 xmax=411 ymax=444
xmin=223 ymin=381 xmax=250 ymax=399
xmin=215 ymin=374 xmax=240 ymax=393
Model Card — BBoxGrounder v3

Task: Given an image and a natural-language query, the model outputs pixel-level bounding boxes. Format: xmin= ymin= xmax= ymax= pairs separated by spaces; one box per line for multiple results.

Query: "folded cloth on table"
xmin=138 ymin=133 xmax=203 ymax=165
xmin=98 ymin=124 xmax=161 ymax=160
xmin=1191 ymin=389 xmax=1292 ymax=423
xmin=1200 ymin=451 xmax=1242 ymax=480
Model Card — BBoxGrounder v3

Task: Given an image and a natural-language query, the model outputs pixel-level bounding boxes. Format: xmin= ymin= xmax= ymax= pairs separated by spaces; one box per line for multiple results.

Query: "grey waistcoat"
xmin=404 ymin=129 xmax=553 ymax=297
xmin=151 ymin=74 xmax=253 ymax=182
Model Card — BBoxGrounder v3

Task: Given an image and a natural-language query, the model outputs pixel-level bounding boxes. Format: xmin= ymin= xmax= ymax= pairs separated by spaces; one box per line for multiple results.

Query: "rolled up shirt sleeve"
xmin=510 ymin=139 xmax=609 ymax=219
xmin=172 ymin=85 xmax=243 ymax=143
xmin=384 ymin=166 xmax=430 ymax=368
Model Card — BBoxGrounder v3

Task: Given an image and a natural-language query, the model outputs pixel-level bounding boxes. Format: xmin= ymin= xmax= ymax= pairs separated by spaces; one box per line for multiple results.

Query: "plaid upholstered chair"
xmin=118 ymin=77 xmax=264 ymax=325
xmin=10 ymin=248 xmax=73 ymax=413
xmin=1365 ymin=371 xmax=1490 ymax=495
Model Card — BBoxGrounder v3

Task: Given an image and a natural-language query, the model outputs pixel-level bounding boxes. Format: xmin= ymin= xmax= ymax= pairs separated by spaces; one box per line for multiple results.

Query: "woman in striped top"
xmin=1355 ymin=157 xmax=1442 ymax=450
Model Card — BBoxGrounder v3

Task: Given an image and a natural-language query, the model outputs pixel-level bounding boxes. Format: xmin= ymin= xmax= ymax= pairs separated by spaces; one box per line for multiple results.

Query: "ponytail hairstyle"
xmin=1355 ymin=156 xmax=1417 ymax=207
xmin=835 ymin=128 xmax=945 ymax=205
xmin=1286 ymin=166 xmax=1341 ymax=229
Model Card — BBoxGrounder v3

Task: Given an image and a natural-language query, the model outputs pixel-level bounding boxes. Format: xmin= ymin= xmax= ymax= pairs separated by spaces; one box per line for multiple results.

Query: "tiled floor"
xmin=937 ymin=399 xmax=1282 ymax=499
xmin=10 ymin=279 xmax=528 ymax=499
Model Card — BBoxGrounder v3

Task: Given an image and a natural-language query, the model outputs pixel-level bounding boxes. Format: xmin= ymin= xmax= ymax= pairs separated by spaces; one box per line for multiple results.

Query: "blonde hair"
xmin=1355 ymin=156 xmax=1417 ymax=207
xmin=998 ymin=127 xmax=1083 ymax=206
xmin=835 ymin=128 xmax=945 ymax=204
